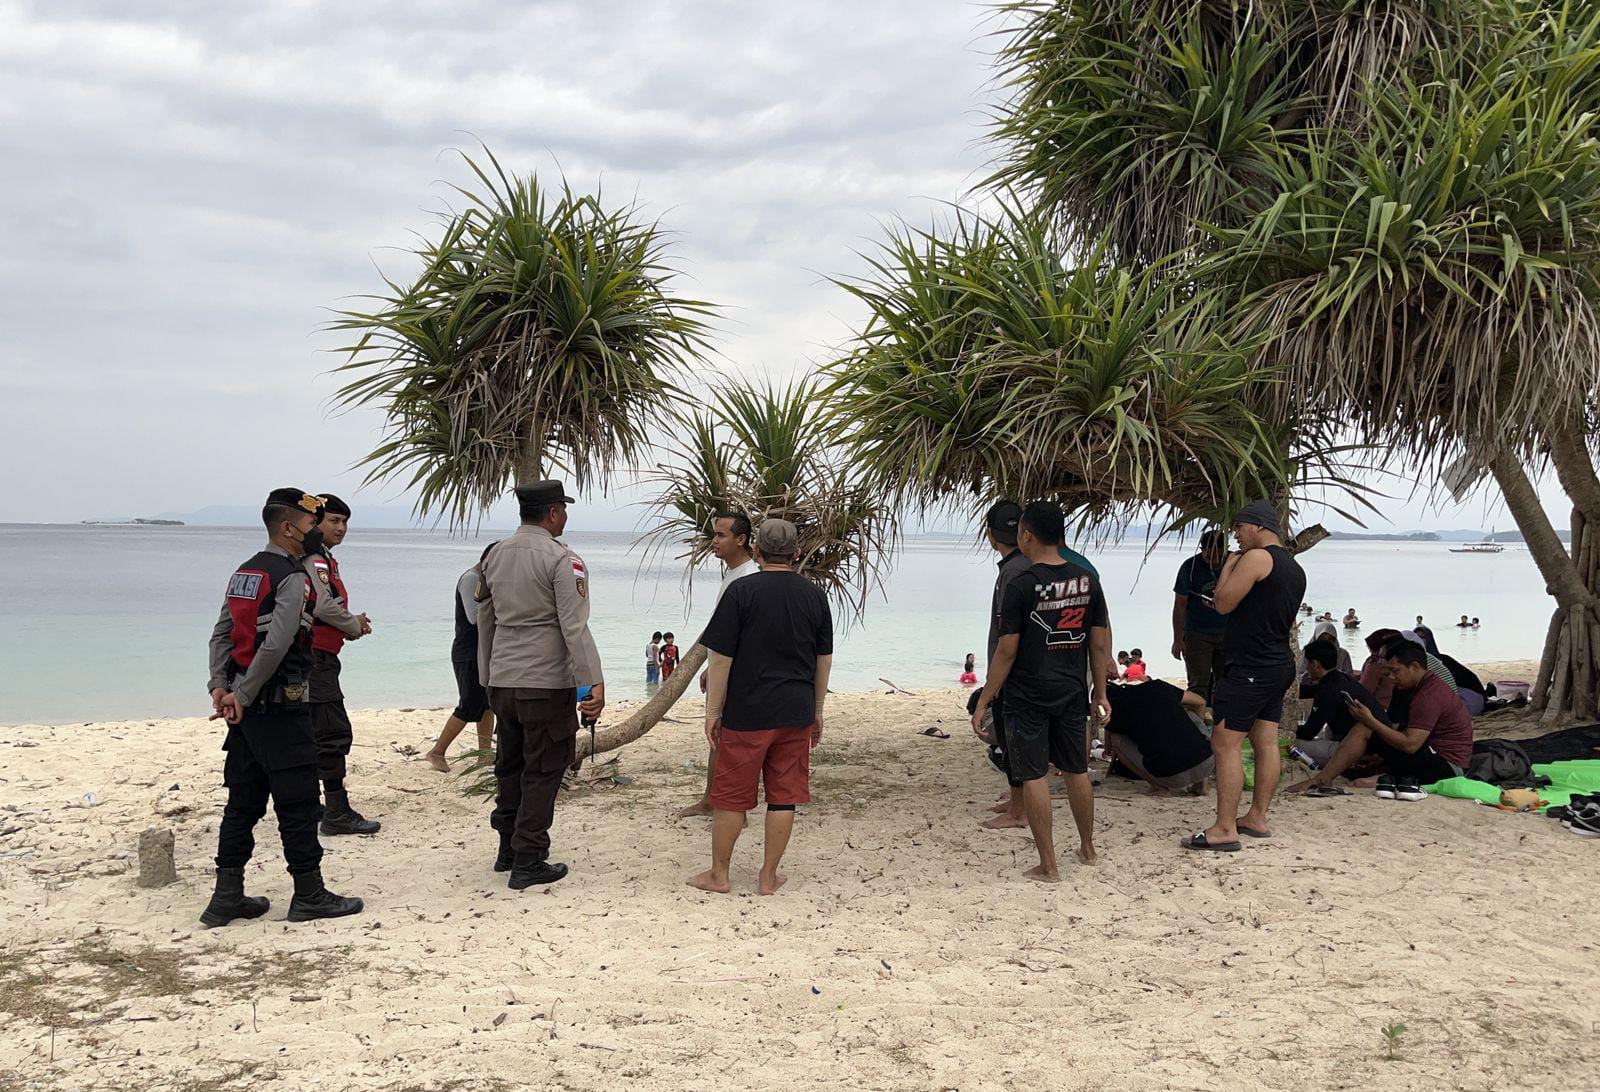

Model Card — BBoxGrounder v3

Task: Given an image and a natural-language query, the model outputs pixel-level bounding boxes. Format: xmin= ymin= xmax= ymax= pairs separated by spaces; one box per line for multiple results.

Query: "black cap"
xmin=1233 ymin=499 xmax=1281 ymax=534
xmin=984 ymin=500 xmax=1022 ymax=545
xmin=264 ymin=488 xmax=324 ymax=519
xmin=514 ymin=480 xmax=576 ymax=507
xmin=317 ymin=493 xmax=351 ymax=517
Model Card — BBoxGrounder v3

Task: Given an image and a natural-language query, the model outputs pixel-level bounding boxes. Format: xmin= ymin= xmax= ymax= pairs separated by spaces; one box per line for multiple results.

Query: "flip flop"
xmin=1305 ymin=784 xmax=1351 ymax=797
xmin=1237 ymin=824 xmax=1271 ymax=839
xmin=1181 ymin=831 xmax=1241 ymax=853
xmin=918 ymin=726 xmax=951 ymax=739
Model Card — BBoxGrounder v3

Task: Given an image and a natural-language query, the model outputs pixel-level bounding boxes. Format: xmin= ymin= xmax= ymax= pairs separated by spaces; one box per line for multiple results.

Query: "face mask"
xmin=298 ymin=526 xmax=326 ymax=556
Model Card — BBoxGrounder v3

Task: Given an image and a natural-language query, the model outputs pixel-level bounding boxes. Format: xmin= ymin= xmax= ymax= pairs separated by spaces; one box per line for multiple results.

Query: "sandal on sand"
xmin=1181 ymin=831 xmax=1242 ymax=853
xmin=919 ymin=726 xmax=950 ymax=739
xmin=1305 ymin=784 xmax=1351 ymax=797
xmin=1237 ymin=825 xmax=1271 ymax=839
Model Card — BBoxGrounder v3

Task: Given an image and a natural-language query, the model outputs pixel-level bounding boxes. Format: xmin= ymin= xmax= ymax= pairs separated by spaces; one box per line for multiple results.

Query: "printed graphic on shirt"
xmin=227 ymin=571 xmax=264 ymax=600
xmin=1029 ymin=574 xmax=1096 ymax=649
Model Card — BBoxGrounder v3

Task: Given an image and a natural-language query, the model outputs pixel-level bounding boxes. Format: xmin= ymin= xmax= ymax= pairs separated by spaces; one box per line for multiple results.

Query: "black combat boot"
xmin=199 ymin=867 xmax=270 ymax=928
xmin=320 ymin=786 xmax=381 ymax=836
xmin=493 ymin=831 xmax=515 ymax=873
xmin=286 ymin=869 xmax=364 ymax=921
xmin=508 ymin=854 xmax=568 ymax=890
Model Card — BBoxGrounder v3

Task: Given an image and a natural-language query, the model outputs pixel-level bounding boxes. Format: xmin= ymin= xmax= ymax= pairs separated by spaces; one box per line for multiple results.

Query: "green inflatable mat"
xmin=1425 ymin=759 xmax=1600 ymax=807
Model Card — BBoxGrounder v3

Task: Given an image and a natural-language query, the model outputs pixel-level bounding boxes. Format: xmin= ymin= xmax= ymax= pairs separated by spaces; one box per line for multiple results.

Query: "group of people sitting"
xmin=1287 ymin=627 xmax=1475 ymax=800
xmin=1077 ymin=621 xmax=1483 ymax=804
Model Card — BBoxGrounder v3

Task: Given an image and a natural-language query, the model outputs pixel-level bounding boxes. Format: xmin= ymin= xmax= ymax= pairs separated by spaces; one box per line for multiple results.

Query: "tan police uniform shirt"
xmin=477 ymin=524 xmax=604 ymax=690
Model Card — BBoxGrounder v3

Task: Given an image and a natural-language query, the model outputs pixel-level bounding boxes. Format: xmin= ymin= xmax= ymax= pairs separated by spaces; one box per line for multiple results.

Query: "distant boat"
xmin=1450 ymin=533 xmax=1504 ymax=554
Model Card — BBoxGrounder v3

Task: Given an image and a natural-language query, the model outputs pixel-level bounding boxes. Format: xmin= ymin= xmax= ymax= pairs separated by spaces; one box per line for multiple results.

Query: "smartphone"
xmin=1341 ymin=690 xmax=1355 ymax=703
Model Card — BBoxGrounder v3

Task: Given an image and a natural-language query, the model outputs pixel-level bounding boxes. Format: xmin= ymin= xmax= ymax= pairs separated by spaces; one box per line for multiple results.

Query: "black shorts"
xmin=1212 ymin=664 xmax=1296 ymax=732
xmin=452 ymin=659 xmax=490 ymax=722
xmin=1003 ymin=699 xmax=1088 ymax=781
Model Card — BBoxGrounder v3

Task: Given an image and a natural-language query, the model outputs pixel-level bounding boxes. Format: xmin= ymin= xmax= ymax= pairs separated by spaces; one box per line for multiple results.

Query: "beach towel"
xmin=1426 ymin=759 xmax=1600 ymax=808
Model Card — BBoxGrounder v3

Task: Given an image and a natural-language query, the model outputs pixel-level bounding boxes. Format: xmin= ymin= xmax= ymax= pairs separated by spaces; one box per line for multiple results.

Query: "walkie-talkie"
xmin=574 ymin=684 xmax=597 ymax=772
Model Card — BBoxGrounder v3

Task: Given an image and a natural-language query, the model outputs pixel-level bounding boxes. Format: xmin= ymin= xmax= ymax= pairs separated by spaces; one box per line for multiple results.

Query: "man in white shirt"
xmin=677 ymin=510 xmax=760 ymax=818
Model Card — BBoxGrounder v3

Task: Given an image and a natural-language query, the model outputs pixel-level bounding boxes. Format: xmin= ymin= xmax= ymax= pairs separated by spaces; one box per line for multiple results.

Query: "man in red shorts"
xmin=688 ymin=519 xmax=834 ymax=896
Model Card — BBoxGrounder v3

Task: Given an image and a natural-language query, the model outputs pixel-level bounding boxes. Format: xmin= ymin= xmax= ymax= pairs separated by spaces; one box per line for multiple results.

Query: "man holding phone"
xmin=1285 ymin=640 xmax=1389 ymax=782
xmin=1171 ymin=530 xmax=1230 ymax=705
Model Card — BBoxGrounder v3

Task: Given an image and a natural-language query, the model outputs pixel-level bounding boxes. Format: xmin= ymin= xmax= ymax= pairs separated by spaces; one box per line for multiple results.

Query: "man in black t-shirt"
xmin=1184 ymin=500 xmax=1306 ymax=853
xmin=1105 ymin=679 xmax=1213 ymax=794
xmin=689 ymin=519 xmax=834 ymax=896
xmin=971 ymin=501 xmax=1111 ymax=882
xmin=978 ymin=500 xmax=1034 ymax=830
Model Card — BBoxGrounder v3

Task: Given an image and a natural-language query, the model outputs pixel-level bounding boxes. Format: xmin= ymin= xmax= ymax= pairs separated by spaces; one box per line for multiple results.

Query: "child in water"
xmin=960 ymin=653 xmax=978 ymax=686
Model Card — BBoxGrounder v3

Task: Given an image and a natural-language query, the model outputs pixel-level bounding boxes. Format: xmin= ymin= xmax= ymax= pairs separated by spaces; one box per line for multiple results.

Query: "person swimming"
xmin=960 ymin=652 xmax=978 ymax=686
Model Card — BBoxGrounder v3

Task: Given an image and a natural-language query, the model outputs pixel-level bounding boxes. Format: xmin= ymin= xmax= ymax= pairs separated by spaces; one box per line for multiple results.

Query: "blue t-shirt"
xmin=1058 ymin=545 xmax=1099 ymax=580
xmin=1174 ymin=555 xmax=1227 ymax=636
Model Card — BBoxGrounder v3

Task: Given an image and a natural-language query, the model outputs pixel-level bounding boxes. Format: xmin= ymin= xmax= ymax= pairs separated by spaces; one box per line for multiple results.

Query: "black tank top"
xmin=1223 ymin=545 xmax=1306 ymax=670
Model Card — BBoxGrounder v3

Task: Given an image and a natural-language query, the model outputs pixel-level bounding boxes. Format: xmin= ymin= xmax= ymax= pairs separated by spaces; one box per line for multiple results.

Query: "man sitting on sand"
xmin=971 ymin=501 xmax=1111 ymax=881
xmin=1104 ymin=678 xmax=1213 ymax=794
xmin=1288 ymin=640 xmax=1473 ymax=800
xmin=689 ymin=519 xmax=833 ymax=896
xmin=1291 ymin=639 xmax=1390 ymax=766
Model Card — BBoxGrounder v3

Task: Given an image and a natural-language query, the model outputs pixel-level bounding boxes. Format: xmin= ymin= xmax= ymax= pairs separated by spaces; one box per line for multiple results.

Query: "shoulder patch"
xmin=226 ymin=571 xmax=263 ymax=600
xmin=312 ymin=560 xmax=331 ymax=584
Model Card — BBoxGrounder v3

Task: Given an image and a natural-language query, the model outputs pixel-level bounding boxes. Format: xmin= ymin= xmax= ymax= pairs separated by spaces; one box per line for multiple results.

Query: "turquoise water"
xmin=0 ymin=525 xmax=1549 ymax=724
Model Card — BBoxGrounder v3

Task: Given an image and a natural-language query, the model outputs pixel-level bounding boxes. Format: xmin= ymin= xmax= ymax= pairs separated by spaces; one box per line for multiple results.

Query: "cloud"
xmin=0 ymin=0 xmax=1562 ymax=531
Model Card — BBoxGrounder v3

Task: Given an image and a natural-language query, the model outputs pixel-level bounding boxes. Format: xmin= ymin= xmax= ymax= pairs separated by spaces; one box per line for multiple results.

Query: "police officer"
xmin=304 ymin=493 xmax=380 ymax=835
xmin=203 ymin=489 xmax=363 ymax=925
xmin=477 ymin=480 xmax=605 ymax=890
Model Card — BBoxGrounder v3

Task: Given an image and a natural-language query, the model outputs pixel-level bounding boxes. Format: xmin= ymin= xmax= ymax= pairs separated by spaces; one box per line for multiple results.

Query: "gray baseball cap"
xmin=755 ymin=518 xmax=799 ymax=556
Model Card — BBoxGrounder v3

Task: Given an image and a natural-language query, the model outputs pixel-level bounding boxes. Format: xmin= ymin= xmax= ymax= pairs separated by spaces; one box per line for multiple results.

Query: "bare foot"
xmin=1023 ymin=864 xmax=1061 ymax=883
xmin=675 ymin=800 xmax=714 ymax=819
xmin=980 ymin=812 xmax=1026 ymax=830
xmin=1076 ymin=848 xmax=1098 ymax=866
xmin=1143 ymin=785 xmax=1171 ymax=797
xmin=1351 ymin=775 xmax=1380 ymax=788
xmin=757 ymin=871 xmax=787 ymax=895
xmin=423 ymin=751 xmax=449 ymax=772
xmin=686 ymin=870 xmax=731 ymax=893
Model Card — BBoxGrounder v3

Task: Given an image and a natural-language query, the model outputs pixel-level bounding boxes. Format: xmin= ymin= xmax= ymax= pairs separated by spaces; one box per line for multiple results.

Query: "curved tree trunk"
xmin=1490 ymin=446 xmax=1600 ymax=724
xmin=578 ymin=642 xmax=709 ymax=760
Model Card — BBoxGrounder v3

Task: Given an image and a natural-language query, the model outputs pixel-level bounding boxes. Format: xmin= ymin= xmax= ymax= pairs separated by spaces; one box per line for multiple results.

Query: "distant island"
xmin=81 ymin=518 xmax=185 ymax=526
xmin=1329 ymin=530 xmax=1441 ymax=542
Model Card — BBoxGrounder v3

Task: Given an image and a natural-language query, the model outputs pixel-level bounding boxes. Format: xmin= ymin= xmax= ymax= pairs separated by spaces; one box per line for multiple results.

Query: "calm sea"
xmin=0 ymin=524 xmax=1549 ymax=725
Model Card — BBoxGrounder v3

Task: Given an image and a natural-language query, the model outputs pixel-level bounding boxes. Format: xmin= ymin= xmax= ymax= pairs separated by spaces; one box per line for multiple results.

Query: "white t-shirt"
xmin=456 ymin=568 xmax=480 ymax=625
xmin=647 ymin=641 xmax=659 ymax=664
xmin=717 ymin=557 xmax=760 ymax=603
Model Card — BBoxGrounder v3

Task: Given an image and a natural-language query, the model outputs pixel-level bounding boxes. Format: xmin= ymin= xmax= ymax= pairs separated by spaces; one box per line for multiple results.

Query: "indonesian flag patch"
xmin=572 ymin=556 xmax=588 ymax=598
xmin=312 ymin=559 xmax=331 ymax=585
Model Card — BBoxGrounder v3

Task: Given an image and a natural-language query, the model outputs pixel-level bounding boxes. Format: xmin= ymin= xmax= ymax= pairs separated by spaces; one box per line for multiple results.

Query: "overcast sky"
xmin=0 ymin=1 xmax=1564 ymax=533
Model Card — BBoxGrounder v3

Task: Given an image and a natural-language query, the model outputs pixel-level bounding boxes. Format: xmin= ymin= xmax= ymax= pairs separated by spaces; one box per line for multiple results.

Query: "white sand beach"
xmin=3 ymin=665 xmax=1597 ymax=1092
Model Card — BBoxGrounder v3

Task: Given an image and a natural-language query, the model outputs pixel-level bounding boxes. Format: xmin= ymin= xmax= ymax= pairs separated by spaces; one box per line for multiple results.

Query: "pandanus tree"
xmin=985 ymin=0 xmax=1600 ymax=721
xmin=826 ymin=201 xmax=1354 ymax=541
xmin=576 ymin=377 xmax=895 ymax=761
xmin=330 ymin=148 xmax=713 ymax=525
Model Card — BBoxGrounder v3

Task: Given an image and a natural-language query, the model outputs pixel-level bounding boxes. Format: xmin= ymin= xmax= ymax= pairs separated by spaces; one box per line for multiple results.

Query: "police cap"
xmin=263 ymin=488 xmax=324 ymax=521
xmin=318 ymin=493 xmax=352 ymax=517
xmin=514 ymin=480 xmax=576 ymax=508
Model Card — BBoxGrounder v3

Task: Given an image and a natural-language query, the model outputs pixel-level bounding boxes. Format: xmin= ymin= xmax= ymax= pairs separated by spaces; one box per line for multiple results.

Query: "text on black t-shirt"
xmin=998 ymin=560 xmax=1109 ymax=709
